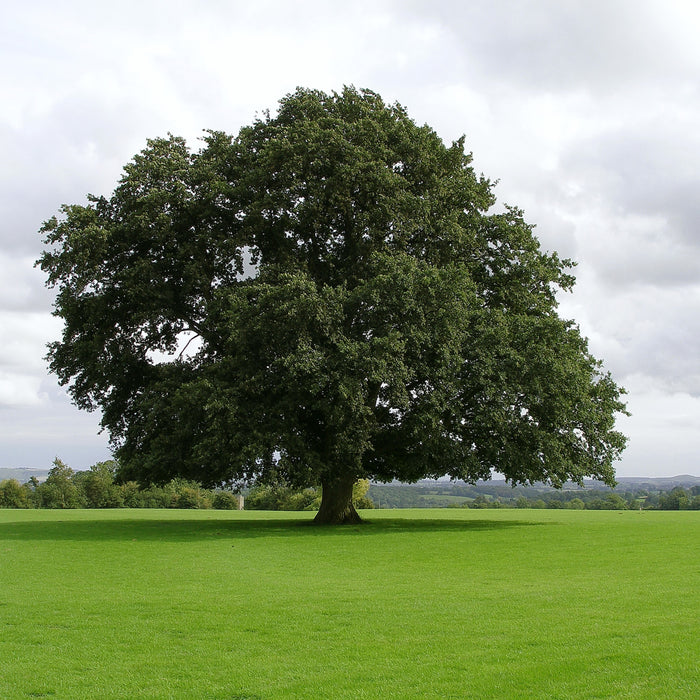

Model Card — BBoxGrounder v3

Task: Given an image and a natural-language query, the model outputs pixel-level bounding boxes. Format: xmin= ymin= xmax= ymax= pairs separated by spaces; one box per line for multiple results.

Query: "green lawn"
xmin=1 ymin=508 xmax=698 ymax=699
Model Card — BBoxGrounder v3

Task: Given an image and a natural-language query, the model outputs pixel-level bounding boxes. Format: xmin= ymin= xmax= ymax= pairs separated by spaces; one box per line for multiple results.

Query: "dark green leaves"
xmin=38 ymin=86 xmax=627 ymax=492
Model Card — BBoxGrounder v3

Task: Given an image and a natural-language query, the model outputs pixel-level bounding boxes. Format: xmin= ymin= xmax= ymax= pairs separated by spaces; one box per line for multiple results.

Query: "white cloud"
xmin=0 ymin=309 xmax=61 ymax=410
xmin=616 ymin=378 xmax=700 ymax=477
xmin=0 ymin=372 xmax=44 ymax=407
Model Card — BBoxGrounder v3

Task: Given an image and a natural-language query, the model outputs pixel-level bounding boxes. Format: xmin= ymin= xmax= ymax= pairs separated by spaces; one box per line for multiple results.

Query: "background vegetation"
xmin=368 ymin=479 xmax=700 ymax=511
xmin=1 ymin=459 xmax=698 ymax=511
xmin=0 ymin=460 xmax=375 ymax=512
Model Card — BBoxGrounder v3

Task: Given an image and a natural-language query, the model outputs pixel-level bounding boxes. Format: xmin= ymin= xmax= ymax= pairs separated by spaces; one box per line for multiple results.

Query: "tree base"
xmin=313 ymin=476 xmax=364 ymax=525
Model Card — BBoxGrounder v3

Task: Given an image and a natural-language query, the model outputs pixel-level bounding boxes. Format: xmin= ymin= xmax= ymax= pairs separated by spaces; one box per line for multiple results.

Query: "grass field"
xmin=1 ymin=508 xmax=698 ymax=699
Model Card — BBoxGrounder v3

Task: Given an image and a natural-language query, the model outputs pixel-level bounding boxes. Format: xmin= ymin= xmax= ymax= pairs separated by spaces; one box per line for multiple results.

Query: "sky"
xmin=1 ymin=0 xmax=699 ymax=478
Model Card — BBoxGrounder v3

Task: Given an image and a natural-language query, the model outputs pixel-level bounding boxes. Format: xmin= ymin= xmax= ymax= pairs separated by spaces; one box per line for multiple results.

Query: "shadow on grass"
xmin=0 ymin=512 xmax=545 ymax=543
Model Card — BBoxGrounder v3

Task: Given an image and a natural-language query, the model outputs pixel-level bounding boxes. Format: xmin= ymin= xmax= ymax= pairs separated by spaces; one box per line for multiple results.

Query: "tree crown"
xmin=38 ymin=86 xmax=627 ymax=504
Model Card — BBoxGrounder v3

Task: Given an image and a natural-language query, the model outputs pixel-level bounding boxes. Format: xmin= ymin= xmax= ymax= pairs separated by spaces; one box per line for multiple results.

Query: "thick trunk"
xmin=314 ymin=475 xmax=363 ymax=525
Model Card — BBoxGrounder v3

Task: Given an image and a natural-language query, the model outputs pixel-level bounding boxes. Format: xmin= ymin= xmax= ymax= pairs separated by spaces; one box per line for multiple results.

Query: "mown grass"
xmin=1 ymin=508 xmax=698 ymax=699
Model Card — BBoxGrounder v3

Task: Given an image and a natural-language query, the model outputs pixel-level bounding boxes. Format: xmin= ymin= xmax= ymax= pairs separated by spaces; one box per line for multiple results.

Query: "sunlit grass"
xmin=1 ymin=508 xmax=698 ymax=698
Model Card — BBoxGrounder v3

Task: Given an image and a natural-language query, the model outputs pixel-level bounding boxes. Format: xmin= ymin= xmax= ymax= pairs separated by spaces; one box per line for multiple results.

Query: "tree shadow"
xmin=0 ymin=511 xmax=545 ymax=543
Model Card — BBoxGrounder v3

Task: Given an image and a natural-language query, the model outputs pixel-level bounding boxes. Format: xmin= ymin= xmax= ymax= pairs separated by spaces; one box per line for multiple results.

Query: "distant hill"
xmin=368 ymin=475 xmax=700 ymax=509
xmin=425 ymin=475 xmax=700 ymax=490
xmin=615 ymin=475 xmax=700 ymax=488
xmin=0 ymin=467 xmax=50 ymax=483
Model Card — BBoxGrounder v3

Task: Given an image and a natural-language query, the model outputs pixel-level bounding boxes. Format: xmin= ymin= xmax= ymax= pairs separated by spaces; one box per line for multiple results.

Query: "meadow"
xmin=1 ymin=508 xmax=698 ymax=699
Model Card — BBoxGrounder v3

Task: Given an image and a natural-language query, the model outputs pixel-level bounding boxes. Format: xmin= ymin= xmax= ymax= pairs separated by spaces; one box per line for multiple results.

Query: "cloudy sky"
xmin=2 ymin=0 xmax=699 ymax=478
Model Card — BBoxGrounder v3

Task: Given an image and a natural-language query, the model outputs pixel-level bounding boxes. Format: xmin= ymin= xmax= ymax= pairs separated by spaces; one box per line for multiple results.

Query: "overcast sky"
xmin=2 ymin=0 xmax=699 ymax=478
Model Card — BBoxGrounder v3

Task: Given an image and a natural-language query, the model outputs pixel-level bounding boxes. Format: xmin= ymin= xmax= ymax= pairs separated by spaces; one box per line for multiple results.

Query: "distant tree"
xmin=23 ymin=477 xmax=41 ymax=508
xmin=605 ymin=494 xmax=628 ymax=510
xmin=0 ymin=479 xmax=29 ymax=508
xmin=352 ymin=479 xmax=374 ymax=510
xmin=38 ymin=86 xmax=628 ymax=524
xmin=39 ymin=458 xmax=81 ymax=509
xmin=137 ymin=484 xmax=175 ymax=509
xmin=119 ymin=480 xmax=143 ymax=507
xmin=658 ymin=487 xmax=689 ymax=510
xmin=79 ymin=460 xmax=123 ymax=508
xmin=587 ymin=493 xmax=628 ymax=510
xmin=567 ymin=498 xmax=585 ymax=510
xmin=470 ymin=495 xmax=490 ymax=509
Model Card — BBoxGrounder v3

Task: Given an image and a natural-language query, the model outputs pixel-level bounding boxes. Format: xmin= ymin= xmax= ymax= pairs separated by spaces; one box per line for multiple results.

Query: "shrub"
xmin=213 ymin=491 xmax=240 ymax=510
xmin=0 ymin=479 xmax=29 ymax=508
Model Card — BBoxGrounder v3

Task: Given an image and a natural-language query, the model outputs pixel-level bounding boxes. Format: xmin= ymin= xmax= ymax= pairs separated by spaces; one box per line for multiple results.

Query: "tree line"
xmin=0 ymin=459 xmax=239 ymax=510
xmin=1 ymin=459 xmax=697 ymax=511
xmin=368 ymin=482 xmax=700 ymax=510
xmin=0 ymin=459 xmax=374 ymax=511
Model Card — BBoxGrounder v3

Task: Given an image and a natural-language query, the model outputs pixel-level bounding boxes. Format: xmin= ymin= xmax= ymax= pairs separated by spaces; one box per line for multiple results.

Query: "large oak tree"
xmin=38 ymin=87 xmax=627 ymax=523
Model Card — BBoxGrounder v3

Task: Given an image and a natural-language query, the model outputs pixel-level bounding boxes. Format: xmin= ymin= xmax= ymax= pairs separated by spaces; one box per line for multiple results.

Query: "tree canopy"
xmin=38 ymin=86 xmax=627 ymax=523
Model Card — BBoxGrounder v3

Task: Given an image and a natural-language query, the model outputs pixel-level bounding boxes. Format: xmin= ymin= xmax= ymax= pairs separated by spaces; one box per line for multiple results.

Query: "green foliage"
xmin=0 ymin=479 xmax=29 ymax=508
xmin=368 ymin=480 xmax=700 ymax=510
xmin=352 ymin=478 xmax=374 ymax=510
xmin=658 ymin=487 xmax=691 ymax=510
xmin=0 ymin=459 xmax=246 ymax=510
xmin=38 ymin=86 xmax=627 ymax=522
xmin=131 ymin=478 xmax=213 ymax=509
xmin=170 ymin=479 xmax=212 ymax=509
xmin=37 ymin=458 xmax=81 ymax=509
xmin=212 ymin=491 xmax=240 ymax=510
xmin=245 ymin=483 xmax=321 ymax=511
xmin=245 ymin=478 xmax=374 ymax=511
xmin=76 ymin=460 xmax=124 ymax=507
xmin=2 ymin=461 xmax=695 ymax=513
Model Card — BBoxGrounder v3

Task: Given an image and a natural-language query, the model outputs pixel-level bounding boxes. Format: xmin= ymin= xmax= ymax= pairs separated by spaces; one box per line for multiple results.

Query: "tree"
xmin=0 ymin=479 xmax=29 ymax=508
xmin=39 ymin=458 xmax=81 ymax=509
xmin=352 ymin=478 xmax=374 ymax=510
xmin=38 ymin=86 xmax=627 ymax=524
xmin=658 ymin=487 xmax=689 ymax=510
xmin=80 ymin=460 xmax=124 ymax=508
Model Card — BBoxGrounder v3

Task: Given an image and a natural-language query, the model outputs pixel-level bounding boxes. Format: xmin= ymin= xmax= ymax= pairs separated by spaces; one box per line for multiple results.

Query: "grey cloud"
xmin=402 ymin=0 xmax=699 ymax=93
xmin=564 ymin=281 xmax=700 ymax=396
xmin=0 ymin=89 xmax=180 ymax=256
xmin=0 ymin=383 xmax=110 ymax=468
xmin=562 ymin=120 xmax=700 ymax=239
xmin=0 ymin=257 xmax=54 ymax=312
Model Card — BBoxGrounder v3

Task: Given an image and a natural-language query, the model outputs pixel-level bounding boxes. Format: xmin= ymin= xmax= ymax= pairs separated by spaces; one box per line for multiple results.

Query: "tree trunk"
xmin=314 ymin=475 xmax=363 ymax=525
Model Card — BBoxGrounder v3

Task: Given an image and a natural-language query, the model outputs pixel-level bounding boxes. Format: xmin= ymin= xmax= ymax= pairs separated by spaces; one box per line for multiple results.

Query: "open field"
xmin=1 ymin=508 xmax=698 ymax=699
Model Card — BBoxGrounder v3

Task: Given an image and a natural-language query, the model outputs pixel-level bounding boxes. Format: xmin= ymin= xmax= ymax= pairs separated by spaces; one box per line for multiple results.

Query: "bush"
xmin=246 ymin=484 xmax=321 ymax=511
xmin=177 ymin=486 xmax=210 ymax=509
xmin=213 ymin=491 xmax=240 ymax=510
xmin=119 ymin=481 xmax=143 ymax=508
xmin=0 ymin=479 xmax=29 ymax=508
xmin=137 ymin=485 xmax=176 ymax=508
